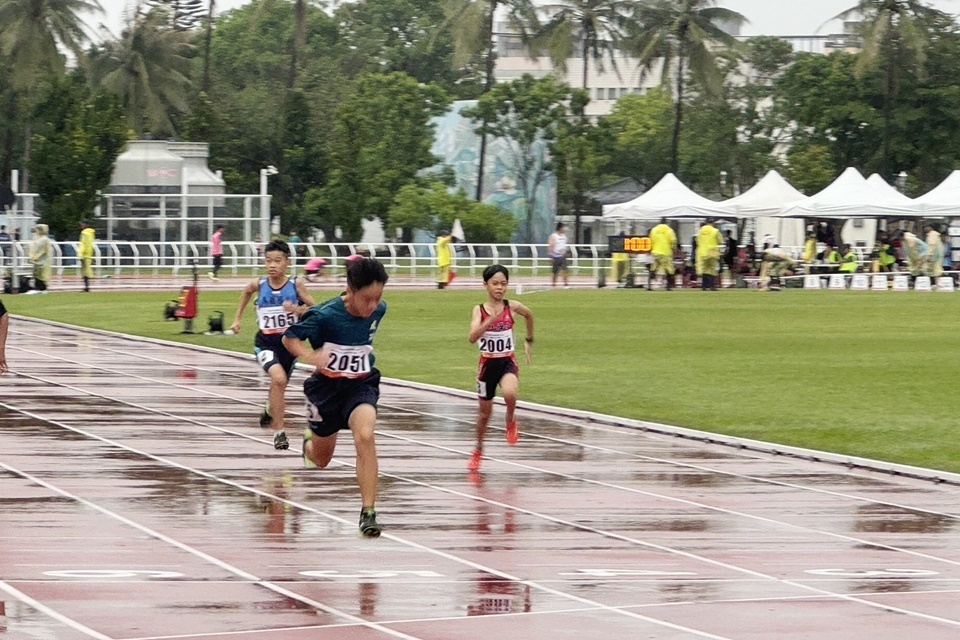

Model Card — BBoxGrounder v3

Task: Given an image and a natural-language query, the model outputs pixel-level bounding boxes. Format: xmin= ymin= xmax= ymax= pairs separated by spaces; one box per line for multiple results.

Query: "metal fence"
xmin=0 ymin=240 xmax=616 ymax=281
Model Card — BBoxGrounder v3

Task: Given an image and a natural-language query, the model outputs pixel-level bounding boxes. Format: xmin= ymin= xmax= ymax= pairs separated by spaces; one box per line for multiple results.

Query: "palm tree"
xmin=628 ymin=0 xmax=745 ymax=174
xmin=251 ymin=0 xmax=309 ymax=89
xmin=92 ymin=8 xmax=196 ymax=137
xmin=439 ymin=0 xmax=538 ymax=200
xmin=834 ymin=0 xmax=939 ymax=178
xmin=0 ymin=0 xmax=103 ymax=189
xmin=531 ymin=0 xmax=635 ymax=89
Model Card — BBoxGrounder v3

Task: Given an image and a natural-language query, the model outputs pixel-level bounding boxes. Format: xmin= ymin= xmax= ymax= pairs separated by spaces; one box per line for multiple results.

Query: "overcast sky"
xmin=95 ymin=0 xmax=960 ymax=41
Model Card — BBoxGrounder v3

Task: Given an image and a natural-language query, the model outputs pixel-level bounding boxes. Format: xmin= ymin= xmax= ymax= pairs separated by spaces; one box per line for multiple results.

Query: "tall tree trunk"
xmin=581 ymin=43 xmax=589 ymax=89
xmin=474 ymin=0 xmax=499 ymax=202
xmin=882 ymin=43 xmax=895 ymax=179
xmin=202 ymin=0 xmax=215 ymax=93
xmin=288 ymin=0 xmax=306 ymax=89
xmin=1 ymin=91 xmax=17 ymax=180
xmin=671 ymin=53 xmax=685 ymax=175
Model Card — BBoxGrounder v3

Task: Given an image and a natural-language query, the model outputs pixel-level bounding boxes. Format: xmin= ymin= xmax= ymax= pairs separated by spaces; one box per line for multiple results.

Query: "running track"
xmin=1 ymin=317 xmax=959 ymax=639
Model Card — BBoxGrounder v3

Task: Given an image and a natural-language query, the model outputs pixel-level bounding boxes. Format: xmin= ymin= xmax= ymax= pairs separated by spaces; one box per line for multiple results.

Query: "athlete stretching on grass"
xmin=467 ymin=265 xmax=534 ymax=472
xmin=282 ymin=257 xmax=389 ymax=538
xmin=231 ymin=240 xmax=315 ymax=450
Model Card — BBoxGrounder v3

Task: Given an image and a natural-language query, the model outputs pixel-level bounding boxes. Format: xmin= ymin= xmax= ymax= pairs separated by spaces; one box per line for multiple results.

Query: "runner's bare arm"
xmin=230 ymin=280 xmax=260 ymax=333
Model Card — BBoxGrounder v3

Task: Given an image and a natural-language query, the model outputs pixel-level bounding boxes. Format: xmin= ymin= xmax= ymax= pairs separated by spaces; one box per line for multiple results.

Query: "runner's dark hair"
xmin=483 ymin=264 xmax=509 ymax=283
xmin=347 ymin=257 xmax=389 ymax=289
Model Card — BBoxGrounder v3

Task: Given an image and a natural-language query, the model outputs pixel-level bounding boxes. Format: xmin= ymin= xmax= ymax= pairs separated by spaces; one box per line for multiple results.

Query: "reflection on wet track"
xmin=1 ymin=317 xmax=959 ymax=639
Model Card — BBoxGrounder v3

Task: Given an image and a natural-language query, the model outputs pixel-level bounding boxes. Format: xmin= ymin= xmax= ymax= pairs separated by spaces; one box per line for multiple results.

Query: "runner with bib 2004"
xmin=282 ymin=257 xmax=389 ymax=538
xmin=231 ymin=240 xmax=315 ymax=451
xmin=467 ymin=264 xmax=534 ymax=472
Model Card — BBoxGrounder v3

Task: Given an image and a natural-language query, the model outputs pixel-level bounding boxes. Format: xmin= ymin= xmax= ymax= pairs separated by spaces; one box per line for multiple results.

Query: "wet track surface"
xmin=1 ymin=317 xmax=959 ymax=639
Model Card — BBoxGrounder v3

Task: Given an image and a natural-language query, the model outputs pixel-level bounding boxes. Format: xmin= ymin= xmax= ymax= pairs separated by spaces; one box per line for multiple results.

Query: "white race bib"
xmin=478 ymin=329 xmax=514 ymax=358
xmin=320 ymin=343 xmax=373 ymax=378
xmin=258 ymin=305 xmax=297 ymax=335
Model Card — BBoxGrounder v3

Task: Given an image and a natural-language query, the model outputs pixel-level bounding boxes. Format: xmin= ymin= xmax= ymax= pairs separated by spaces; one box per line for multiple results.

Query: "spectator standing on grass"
xmin=723 ymin=230 xmax=738 ymax=284
xmin=547 ymin=222 xmax=570 ymax=288
xmin=942 ymin=232 xmax=953 ymax=280
xmin=695 ymin=220 xmax=723 ymax=291
xmin=78 ymin=220 xmax=95 ymax=292
xmin=924 ymin=224 xmax=944 ymax=279
xmin=649 ymin=218 xmax=677 ymax=290
xmin=0 ymin=298 xmax=8 ymax=373
xmin=208 ymin=225 xmax=225 ymax=281
xmin=902 ymin=232 xmax=927 ymax=277
xmin=436 ymin=230 xmax=456 ymax=289
xmin=27 ymin=224 xmax=52 ymax=294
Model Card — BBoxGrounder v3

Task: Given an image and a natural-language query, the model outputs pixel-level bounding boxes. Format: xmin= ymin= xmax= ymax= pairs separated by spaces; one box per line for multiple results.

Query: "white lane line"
xmin=0 ymin=579 xmax=114 ymax=639
xmin=0 ymin=457 xmax=427 ymax=640
xmin=5 ymin=396 xmax=960 ymax=634
xmin=10 ymin=322 xmax=960 ymax=531
xmin=0 ymin=403 xmax=735 ymax=640
xmin=6 ymin=323 xmax=960 ymax=629
xmin=10 ymin=353 xmax=960 ymax=580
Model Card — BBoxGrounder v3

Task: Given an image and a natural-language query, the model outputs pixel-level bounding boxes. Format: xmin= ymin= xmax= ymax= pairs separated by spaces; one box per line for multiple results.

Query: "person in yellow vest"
xmin=838 ymin=244 xmax=858 ymax=274
xmin=648 ymin=218 xmax=677 ymax=290
xmin=27 ymin=224 xmax=53 ymax=294
xmin=436 ymin=229 xmax=455 ymax=289
xmin=609 ymin=251 xmax=629 ymax=284
xmin=695 ymin=219 xmax=723 ymax=290
xmin=78 ymin=219 xmax=96 ymax=292
xmin=870 ymin=232 xmax=897 ymax=272
xmin=802 ymin=233 xmax=817 ymax=264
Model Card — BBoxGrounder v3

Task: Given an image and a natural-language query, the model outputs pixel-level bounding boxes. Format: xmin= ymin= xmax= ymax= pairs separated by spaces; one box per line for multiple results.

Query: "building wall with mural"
xmin=431 ymin=101 xmax=556 ymax=244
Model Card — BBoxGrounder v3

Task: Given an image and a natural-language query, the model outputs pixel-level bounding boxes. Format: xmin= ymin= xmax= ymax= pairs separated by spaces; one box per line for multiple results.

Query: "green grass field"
xmin=7 ymin=287 xmax=960 ymax=473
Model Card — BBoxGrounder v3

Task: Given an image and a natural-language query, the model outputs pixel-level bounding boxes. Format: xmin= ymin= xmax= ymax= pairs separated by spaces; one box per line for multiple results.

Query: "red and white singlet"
xmin=477 ymin=302 xmax=515 ymax=360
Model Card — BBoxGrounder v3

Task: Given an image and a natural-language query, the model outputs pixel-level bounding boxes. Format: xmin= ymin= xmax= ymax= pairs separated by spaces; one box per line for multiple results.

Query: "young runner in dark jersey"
xmin=282 ymin=257 xmax=389 ymax=538
xmin=467 ymin=265 xmax=534 ymax=472
xmin=231 ymin=240 xmax=314 ymax=450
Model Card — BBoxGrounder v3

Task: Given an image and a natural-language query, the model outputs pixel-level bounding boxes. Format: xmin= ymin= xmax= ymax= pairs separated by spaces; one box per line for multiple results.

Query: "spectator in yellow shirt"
xmin=649 ymin=218 xmax=677 ymax=290
xmin=436 ymin=230 xmax=455 ymax=289
xmin=79 ymin=220 xmax=96 ymax=292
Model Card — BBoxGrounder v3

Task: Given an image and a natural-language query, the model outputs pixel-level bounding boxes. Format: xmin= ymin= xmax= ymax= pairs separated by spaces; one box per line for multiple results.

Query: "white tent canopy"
xmin=717 ymin=170 xmax=808 ymax=218
xmin=776 ymin=167 xmax=918 ymax=219
xmin=602 ymin=173 xmax=729 ymax=220
xmin=912 ymin=170 xmax=960 ymax=217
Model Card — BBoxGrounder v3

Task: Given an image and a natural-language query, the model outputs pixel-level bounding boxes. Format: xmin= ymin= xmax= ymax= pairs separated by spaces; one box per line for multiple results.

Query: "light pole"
xmin=260 ymin=165 xmax=278 ymax=240
xmin=719 ymin=170 xmax=728 ymax=198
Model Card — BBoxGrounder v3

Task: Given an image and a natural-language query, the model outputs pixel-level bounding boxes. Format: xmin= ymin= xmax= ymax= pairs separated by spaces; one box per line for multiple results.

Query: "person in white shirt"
xmin=547 ymin=222 xmax=570 ymax=288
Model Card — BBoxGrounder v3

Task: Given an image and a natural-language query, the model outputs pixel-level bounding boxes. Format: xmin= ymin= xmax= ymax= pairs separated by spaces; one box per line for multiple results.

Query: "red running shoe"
xmin=468 ymin=449 xmax=482 ymax=471
xmin=506 ymin=420 xmax=519 ymax=445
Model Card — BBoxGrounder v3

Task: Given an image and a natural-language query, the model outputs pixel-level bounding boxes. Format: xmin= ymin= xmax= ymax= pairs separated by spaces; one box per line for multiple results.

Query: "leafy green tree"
xmin=462 ymin=74 xmax=572 ymax=242
xmin=439 ymin=0 xmax=538 ymax=198
xmin=784 ymin=143 xmax=836 ymax=195
xmin=628 ymin=0 xmax=746 ymax=173
xmin=333 ymin=0 xmax=469 ymax=93
xmin=307 ymin=72 xmax=450 ymax=241
xmin=29 ymin=71 xmax=127 ymax=239
xmin=600 ymin=87 xmax=673 ymax=186
xmin=388 ymin=182 xmax=517 ymax=242
xmin=531 ymin=0 xmax=634 ymax=88
xmin=775 ymin=52 xmax=881 ymax=173
xmin=836 ymin=0 xmax=942 ymax=178
xmin=0 ymin=0 xmax=103 ymax=189
xmin=551 ymin=88 xmax=607 ymax=242
xmin=89 ymin=8 xmax=196 ymax=138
